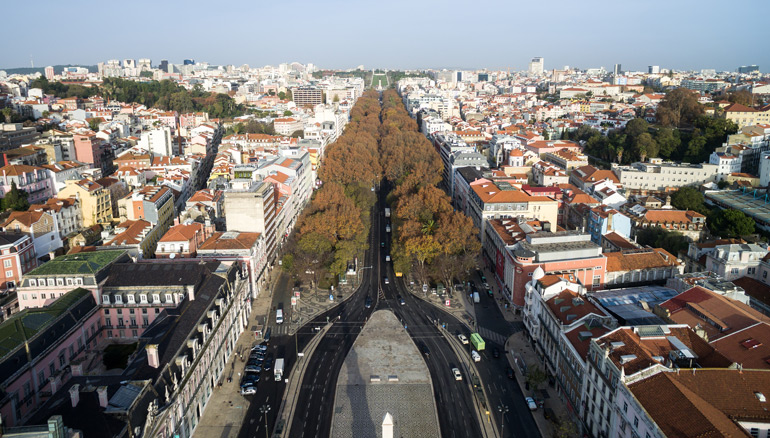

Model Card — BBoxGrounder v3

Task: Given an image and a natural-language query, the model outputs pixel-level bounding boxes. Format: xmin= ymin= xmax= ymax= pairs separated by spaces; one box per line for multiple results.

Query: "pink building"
xmin=0 ymin=164 xmax=56 ymax=204
xmin=0 ymin=288 xmax=103 ymax=427
xmin=16 ymin=249 xmax=130 ymax=310
xmin=0 ymin=233 xmax=36 ymax=293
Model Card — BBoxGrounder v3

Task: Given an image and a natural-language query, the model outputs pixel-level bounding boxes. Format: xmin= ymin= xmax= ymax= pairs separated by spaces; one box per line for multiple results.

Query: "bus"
xmin=470 ymin=333 xmax=485 ymax=351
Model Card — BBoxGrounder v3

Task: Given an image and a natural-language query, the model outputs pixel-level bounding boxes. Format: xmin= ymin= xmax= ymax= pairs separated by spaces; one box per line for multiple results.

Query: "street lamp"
xmin=259 ymin=404 xmax=271 ymax=438
xmin=497 ymin=404 xmax=509 ymax=437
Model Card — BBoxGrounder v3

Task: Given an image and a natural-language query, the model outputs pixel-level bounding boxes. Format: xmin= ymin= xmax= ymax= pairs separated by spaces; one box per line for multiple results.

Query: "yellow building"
xmin=58 ymin=179 xmax=113 ymax=227
xmin=723 ymin=103 xmax=770 ymax=128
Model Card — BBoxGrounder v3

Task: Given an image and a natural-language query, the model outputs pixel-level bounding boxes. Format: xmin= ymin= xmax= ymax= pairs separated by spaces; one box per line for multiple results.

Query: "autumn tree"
xmin=656 ymin=88 xmax=704 ymax=128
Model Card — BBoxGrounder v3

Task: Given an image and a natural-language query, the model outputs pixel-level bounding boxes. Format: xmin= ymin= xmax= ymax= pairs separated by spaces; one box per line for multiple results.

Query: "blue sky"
xmin=4 ymin=0 xmax=768 ymax=72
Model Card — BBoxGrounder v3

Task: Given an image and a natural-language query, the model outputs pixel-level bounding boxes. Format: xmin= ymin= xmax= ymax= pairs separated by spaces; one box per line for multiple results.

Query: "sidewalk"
xmin=194 ymin=279 xmax=278 ymax=438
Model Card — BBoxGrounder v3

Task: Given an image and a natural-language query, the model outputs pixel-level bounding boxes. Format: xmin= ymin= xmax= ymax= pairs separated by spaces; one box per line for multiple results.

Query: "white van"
xmin=276 ymin=309 xmax=284 ymax=324
xmin=471 ymin=350 xmax=481 ymax=362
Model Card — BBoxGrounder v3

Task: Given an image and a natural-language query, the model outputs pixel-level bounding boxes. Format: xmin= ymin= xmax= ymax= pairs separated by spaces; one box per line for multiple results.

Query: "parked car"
xmin=262 ymin=356 xmax=273 ymax=371
xmin=525 ymin=396 xmax=537 ymax=411
xmin=252 ymin=343 xmax=268 ymax=352
xmin=452 ymin=368 xmax=463 ymax=381
xmin=381 ymin=241 xmax=385 ymax=247
xmin=458 ymin=334 xmax=469 ymax=344
xmin=492 ymin=348 xmax=500 ymax=359
xmin=240 ymin=385 xmax=257 ymax=396
xmin=244 ymin=364 xmax=262 ymax=373
xmin=506 ymin=366 xmax=514 ymax=380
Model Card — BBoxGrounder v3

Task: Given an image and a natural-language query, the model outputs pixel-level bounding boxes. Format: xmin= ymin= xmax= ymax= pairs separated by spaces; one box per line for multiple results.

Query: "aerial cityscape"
xmin=1 ymin=2 xmax=769 ymax=438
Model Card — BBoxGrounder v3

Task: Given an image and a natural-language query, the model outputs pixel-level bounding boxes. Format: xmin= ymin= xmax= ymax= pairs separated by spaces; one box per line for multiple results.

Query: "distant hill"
xmin=0 ymin=65 xmax=98 ymax=75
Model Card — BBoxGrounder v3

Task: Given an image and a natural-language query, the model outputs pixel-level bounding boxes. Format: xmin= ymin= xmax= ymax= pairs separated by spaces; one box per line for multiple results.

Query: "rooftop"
xmin=24 ymin=250 xmax=127 ymax=276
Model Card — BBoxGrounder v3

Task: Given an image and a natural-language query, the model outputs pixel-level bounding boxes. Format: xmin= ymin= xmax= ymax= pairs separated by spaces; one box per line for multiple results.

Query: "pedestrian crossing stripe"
xmin=476 ymin=327 xmax=507 ymax=346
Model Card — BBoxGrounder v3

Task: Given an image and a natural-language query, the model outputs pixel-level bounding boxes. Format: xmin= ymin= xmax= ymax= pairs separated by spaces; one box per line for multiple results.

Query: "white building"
xmin=611 ymin=158 xmax=719 ymax=192
xmin=529 ymin=57 xmax=544 ymax=76
xmin=138 ymin=127 xmax=174 ymax=156
xmin=709 ymin=151 xmax=742 ymax=179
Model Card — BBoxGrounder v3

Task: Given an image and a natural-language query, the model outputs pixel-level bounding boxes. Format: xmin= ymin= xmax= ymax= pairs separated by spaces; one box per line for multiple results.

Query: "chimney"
xmin=382 ymin=412 xmax=394 ymax=438
xmin=97 ymin=386 xmax=109 ymax=408
xmin=71 ymin=363 xmax=83 ymax=376
xmin=146 ymin=344 xmax=160 ymax=368
xmin=187 ymin=285 xmax=195 ymax=301
xmin=69 ymin=384 xmax=80 ymax=408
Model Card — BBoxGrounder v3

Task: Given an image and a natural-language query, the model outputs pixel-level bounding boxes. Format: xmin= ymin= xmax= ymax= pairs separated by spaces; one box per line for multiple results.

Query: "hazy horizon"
xmin=4 ymin=0 xmax=768 ymax=73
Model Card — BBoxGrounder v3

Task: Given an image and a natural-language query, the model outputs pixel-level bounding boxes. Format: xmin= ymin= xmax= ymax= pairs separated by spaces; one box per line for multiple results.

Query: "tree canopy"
xmin=709 ymin=208 xmax=755 ymax=238
xmin=1 ymin=181 xmax=30 ymax=212
xmin=656 ymin=88 xmax=704 ymax=128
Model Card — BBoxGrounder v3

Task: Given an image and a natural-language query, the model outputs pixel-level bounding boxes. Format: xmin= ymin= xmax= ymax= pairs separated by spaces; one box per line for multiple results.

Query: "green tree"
xmin=1 ymin=181 xmax=30 ymax=212
xmin=655 ymin=128 xmax=681 ymax=159
xmin=283 ymin=110 xmax=293 ymax=117
xmin=88 ymin=118 xmax=102 ymax=131
xmin=526 ymin=365 xmax=548 ymax=391
xmin=1 ymin=108 xmax=14 ymax=123
xmin=636 ymin=227 xmax=691 ymax=256
xmin=709 ymin=209 xmax=755 ymax=238
xmin=717 ymin=180 xmax=730 ymax=189
xmin=290 ymin=129 xmax=304 ymax=139
xmin=670 ymin=186 xmax=707 ymax=213
xmin=278 ymin=91 xmax=286 ymax=100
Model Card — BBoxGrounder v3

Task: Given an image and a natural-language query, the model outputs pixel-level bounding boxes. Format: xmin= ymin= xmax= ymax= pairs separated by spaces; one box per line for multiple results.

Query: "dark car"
xmin=492 ymin=348 xmax=500 ymax=359
xmin=365 ymin=297 xmax=372 ymax=308
xmin=381 ymin=241 xmax=385 ymax=247
xmin=506 ymin=366 xmax=514 ymax=379
xmin=397 ymin=294 xmax=405 ymax=305
xmin=422 ymin=345 xmax=430 ymax=357
xmin=263 ymin=356 xmax=273 ymax=371
xmin=244 ymin=364 xmax=262 ymax=373
xmin=487 ymin=289 xmax=494 ymax=298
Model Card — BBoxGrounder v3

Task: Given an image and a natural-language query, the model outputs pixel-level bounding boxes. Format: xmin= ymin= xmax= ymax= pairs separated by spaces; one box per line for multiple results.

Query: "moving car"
xmin=383 ymin=277 xmax=389 ymax=285
xmin=381 ymin=241 xmax=385 ymax=247
xmin=385 ymin=255 xmax=391 ymax=262
xmin=492 ymin=348 xmax=500 ymax=359
xmin=397 ymin=294 xmax=405 ymax=305
xmin=452 ymin=368 xmax=463 ymax=381
xmin=506 ymin=366 xmax=514 ymax=379
xmin=471 ymin=350 xmax=481 ymax=362
xmin=365 ymin=296 xmax=372 ymax=308
xmin=525 ymin=396 xmax=538 ymax=411
xmin=458 ymin=334 xmax=469 ymax=344
xmin=275 ymin=308 xmax=283 ymax=324
xmin=422 ymin=345 xmax=430 ymax=357
xmin=262 ymin=356 xmax=273 ymax=371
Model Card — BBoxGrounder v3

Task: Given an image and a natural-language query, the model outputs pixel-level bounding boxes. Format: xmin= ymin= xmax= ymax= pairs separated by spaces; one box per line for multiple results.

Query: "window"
xmin=633 ymin=417 xmax=639 ymax=428
xmin=102 ymin=295 xmax=110 ymax=304
xmin=38 ymin=370 xmax=46 ymax=389
xmin=3 ymin=260 xmax=11 ymax=268
xmin=66 ymin=278 xmax=73 ymax=285
xmin=731 ymin=268 xmax=739 ymax=274
xmin=75 ymin=278 xmax=83 ymax=285
xmin=127 ymin=294 xmax=135 ymax=304
xmin=58 ymin=352 xmax=66 ymax=367
xmin=152 ymin=294 xmax=160 ymax=303
xmin=41 ymin=293 xmax=46 ymax=299
xmin=115 ymin=295 xmax=123 ymax=304
xmin=623 ymin=401 xmax=628 ymax=413
xmin=69 ymin=345 xmax=75 ymax=359
xmin=29 ymin=279 xmax=36 ymax=287
xmin=56 ymin=278 xmax=63 ymax=286
xmin=140 ymin=294 xmax=147 ymax=303
xmin=750 ymin=428 xmax=759 ymax=437
xmin=165 ymin=294 xmax=173 ymax=303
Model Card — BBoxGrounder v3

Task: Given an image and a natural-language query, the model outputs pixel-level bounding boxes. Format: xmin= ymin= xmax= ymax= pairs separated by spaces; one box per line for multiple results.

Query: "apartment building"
xmin=603 ymin=248 xmax=683 ymax=287
xmin=198 ymin=231 xmax=268 ymax=298
xmin=583 ymin=325 xmax=731 ymax=438
xmin=58 ymin=179 xmax=113 ymax=227
xmin=103 ymin=219 xmax=163 ymax=259
xmin=0 ymin=164 xmax=56 ymax=204
xmin=117 ymin=185 xmax=174 ymax=236
xmin=292 ymin=87 xmax=323 ymax=106
xmin=586 ymin=206 xmax=631 ymax=245
xmin=0 ymin=233 xmax=36 ymax=291
xmin=273 ymin=117 xmax=303 ymax=136
xmin=723 ymin=103 xmax=770 ymax=128
xmin=73 ymin=133 xmax=114 ymax=175
xmin=628 ymin=209 xmax=706 ymax=241
xmin=533 ymin=161 xmax=569 ymax=186
xmin=28 ymin=197 xmax=82 ymax=239
xmin=0 ymin=288 xmax=103 ymax=427
xmin=155 ymin=222 xmax=210 ymax=258
xmin=223 ymin=180 xmax=277 ymax=261
xmin=1 ymin=210 xmax=63 ymax=261
xmin=611 ymin=158 xmax=718 ymax=193
xmin=545 ymin=148 xmax=589 ymax=170
xmin=702 ymin=243 xmax=769 ymax=281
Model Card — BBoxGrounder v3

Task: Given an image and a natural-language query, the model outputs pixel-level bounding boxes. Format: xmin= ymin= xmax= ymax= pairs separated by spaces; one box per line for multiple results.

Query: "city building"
xmin=702 ymin=243 xmax=768 ymax=281
xmin=155 ymin=222 xmax=210 ymax=259
xmin=28 ymin=197 xmax=82 ymax=239
xmin=0 ymin=124 xmax=39 ymax=151
xmin=611 ymin=158 xmax=719 ymax=193
xmin=529 ymin=57 xmax=544 ymax=76
xmin=0 ymin=164 xmax=56 ymax=204
xmin=603 ymin=248 xmax=683 ymax=287
xmin=0 ymin=288 xmax=103 ymax=427
xmin=117 ymin=186 xmax=174 ymax=236
xmin=103 ymin=219 xmax=163 ymax=259
xmin=58 ymin=179 xmax=113 ymax=227
xmin=138 ymin=126 xmax=174 ymax=156
xmin=1 ymin=210 xmax=63 ymax=261
xmin=223 ymin=181 xmax=277 ymax=260
xmin=627 ymin=209 xmax=707 ymax=241
xmin=198 ymin=231 xmax=268 ymax=298
xmin=72 ymin=133 xmax=114 ymax=175
xmin=0 ymin=233 xmax=36 ymax=291
xmin=292 ymin=87 xmax=323 ymax=106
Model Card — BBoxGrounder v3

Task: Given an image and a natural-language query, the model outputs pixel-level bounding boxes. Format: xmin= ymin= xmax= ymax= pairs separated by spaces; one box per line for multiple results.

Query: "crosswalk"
xmin=475 ymin=326 xmax=508 ymax=346
xmin=268 ymin=324 xmax=291 ymax=335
